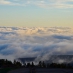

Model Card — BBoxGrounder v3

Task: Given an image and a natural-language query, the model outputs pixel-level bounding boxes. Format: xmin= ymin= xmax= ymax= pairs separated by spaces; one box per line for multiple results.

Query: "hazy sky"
xmin=0 ymin=0 xmax=73 ymax=27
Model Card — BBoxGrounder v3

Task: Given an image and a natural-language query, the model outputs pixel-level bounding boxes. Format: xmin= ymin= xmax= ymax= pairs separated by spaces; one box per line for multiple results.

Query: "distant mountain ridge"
xmin=18 ymin=55 xmax=73 ymax=64
xmin=18 ymin=57 xmax=36 ymax=63
xmin=47 ymin=55 xmax=73 ymax=64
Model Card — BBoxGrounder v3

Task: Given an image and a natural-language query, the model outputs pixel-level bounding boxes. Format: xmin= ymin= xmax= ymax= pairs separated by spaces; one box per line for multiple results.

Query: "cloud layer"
xmin=0 ymin=0 xmax=73 ymax=8
xmin=0 ymin=27 xmax=73 ymax=62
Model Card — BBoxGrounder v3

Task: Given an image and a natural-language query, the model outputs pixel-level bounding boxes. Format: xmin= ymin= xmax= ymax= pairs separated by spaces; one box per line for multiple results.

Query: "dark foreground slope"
xmin=8 ymin=68 xmax=73 ymax=73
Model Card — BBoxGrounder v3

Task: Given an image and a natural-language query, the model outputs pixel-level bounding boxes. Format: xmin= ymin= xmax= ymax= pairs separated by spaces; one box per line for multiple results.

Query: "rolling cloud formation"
xmin=0 ymin=27 xmax=73 ymax=62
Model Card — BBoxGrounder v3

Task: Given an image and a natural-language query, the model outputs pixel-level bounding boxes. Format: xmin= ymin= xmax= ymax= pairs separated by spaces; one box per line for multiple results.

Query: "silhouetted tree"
xmin=13 ymin=60 xmax=22 ymax=67
xmin=13 ymin=60 xmax=16 ymax=65
xmin=23 ymin=63 xmax=26 ymax=67
xmin=27 ymin=62 xmax=31 ymax=67
xmin=42 ymin=61 xmax=46 ymax=68
xmin=38 ymin=61 xmax=42 ymax=67
xmin=15 ymin=61 xmax=22 ymax=67
xmin=31 ymin=62 xmax=34 ymax=67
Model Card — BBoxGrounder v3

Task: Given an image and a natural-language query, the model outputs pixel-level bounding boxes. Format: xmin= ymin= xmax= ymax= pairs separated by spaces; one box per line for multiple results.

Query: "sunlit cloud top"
xmin=0 ymin=27 xmax=73 ymax=62
xmin=0 ymin=0 xmax=73 ymax=8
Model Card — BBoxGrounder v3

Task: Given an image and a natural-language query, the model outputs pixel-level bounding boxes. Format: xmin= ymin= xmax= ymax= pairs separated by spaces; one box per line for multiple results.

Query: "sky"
xmin=0 ymin=0 xmax=73 ymax=27
xmin=0 ymin=0 xmax=73 ymax=63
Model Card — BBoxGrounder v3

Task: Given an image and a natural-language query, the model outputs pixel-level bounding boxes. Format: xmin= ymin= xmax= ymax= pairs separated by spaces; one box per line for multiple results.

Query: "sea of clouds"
xmin=0 ymin=27 xmax=73 ymax=62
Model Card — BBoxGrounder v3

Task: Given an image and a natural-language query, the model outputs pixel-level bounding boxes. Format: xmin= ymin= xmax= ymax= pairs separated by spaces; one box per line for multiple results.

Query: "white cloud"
xmin=0 ymin=0 xmax=11 ymax=5
xmin=0 ymin=0 xmax=22 ymax=6
xmin=0 ymin=0 xmax=73 ymax=8
xmin=0 ymin=27 xmax=73 ymax=62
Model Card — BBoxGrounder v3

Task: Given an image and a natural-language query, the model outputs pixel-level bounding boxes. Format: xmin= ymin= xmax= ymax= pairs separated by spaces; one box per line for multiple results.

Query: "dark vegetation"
xmin=0 ymin=59 xmax=73 ymax=73
xmin=0 ymin=59 xmax=22 ymax=73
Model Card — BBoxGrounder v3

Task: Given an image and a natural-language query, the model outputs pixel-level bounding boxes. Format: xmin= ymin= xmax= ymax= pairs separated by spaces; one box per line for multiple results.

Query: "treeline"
xmin=0 ymin=59 xmax=22 ymax=68
xmin=25 ymin=61 xmax=73 ymax=69
xmin=0 ymin=59 xmax=73 ymax=69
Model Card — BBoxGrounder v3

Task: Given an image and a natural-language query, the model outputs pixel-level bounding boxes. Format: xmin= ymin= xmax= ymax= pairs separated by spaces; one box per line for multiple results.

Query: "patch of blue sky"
xmin=66 ymin=2 xmax=73 ymax=4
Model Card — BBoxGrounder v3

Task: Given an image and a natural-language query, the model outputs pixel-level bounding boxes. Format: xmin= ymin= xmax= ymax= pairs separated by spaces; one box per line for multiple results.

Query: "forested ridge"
xmin=0 ymin=59 xmax=73 ymax=69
